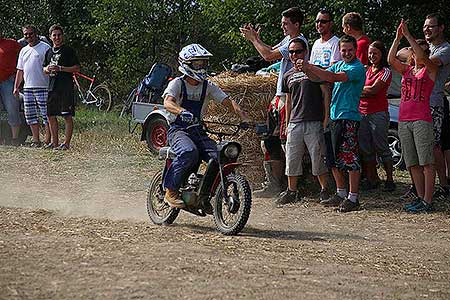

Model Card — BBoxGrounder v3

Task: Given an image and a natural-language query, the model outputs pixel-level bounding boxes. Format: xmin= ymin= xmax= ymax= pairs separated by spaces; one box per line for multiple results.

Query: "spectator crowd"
xmin=241 ymin=8 xmax=450 ymax=214
xmin=1 ymin=8 xmax=450 ymax=214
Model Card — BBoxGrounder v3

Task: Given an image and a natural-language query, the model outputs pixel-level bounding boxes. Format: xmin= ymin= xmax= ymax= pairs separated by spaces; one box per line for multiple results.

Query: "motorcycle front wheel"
xmin=147 ymin=171 xmax=179 ymax=225
xmin=213 ymin=173 xmax=252 ymax=235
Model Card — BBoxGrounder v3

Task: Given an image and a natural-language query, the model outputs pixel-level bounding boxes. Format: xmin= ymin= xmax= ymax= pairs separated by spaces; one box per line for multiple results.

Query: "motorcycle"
xmin=146 ymin=120 xmax=252 ymax=235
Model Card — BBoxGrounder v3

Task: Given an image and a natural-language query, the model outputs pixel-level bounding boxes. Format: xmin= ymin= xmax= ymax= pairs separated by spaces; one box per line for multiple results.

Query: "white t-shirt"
xmin=163 ymin=76 xmax=228 ymax=124
xmin=16 ymin=41 xmax=50 ymax=88
xmin=310 ymin=35 xmax=341 ymax=68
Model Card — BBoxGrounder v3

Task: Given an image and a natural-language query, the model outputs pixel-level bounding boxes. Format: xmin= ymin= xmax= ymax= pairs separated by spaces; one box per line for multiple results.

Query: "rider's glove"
xmin=180 ymin=110 xmax=194 ymax=124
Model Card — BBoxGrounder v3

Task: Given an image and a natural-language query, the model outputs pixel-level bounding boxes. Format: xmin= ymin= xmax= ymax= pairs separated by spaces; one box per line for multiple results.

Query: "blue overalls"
xmin=163 ymin=78 xmax=218 ymax=191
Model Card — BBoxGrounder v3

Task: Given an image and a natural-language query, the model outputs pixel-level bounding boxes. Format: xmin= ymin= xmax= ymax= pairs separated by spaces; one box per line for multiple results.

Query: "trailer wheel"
xmin=145 ymin=116 xmax=169 ymax=154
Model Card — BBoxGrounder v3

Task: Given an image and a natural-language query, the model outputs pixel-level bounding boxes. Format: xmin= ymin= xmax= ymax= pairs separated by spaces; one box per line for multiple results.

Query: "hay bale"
xmin=207 ymin=72 xmax=278 ymax=186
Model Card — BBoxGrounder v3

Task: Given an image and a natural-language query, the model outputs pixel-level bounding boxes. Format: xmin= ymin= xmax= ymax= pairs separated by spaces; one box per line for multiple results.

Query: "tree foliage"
xmin=1 ymin=0 xmax=449 ymax=101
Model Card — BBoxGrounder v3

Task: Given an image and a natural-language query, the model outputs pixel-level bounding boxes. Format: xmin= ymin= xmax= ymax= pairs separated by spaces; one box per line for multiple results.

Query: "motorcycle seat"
xmin=159 ymin=147 xmax=177 ymax=160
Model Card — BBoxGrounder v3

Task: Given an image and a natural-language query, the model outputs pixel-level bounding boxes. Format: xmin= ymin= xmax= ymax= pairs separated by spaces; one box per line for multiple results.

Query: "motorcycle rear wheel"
xmin=213 ymin=173 xmax=252 ymax=235
xmin=147 ymin=171 xmax=179 ymax=225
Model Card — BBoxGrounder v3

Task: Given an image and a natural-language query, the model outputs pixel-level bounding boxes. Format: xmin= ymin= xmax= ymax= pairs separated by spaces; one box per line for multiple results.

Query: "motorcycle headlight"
xmin=224 ymin=144 xmax=240 ymax=159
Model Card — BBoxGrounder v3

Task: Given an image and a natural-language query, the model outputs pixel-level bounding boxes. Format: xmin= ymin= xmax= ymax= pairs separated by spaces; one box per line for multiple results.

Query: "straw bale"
xmin=206 ymin=72 xmax=278 ymax=185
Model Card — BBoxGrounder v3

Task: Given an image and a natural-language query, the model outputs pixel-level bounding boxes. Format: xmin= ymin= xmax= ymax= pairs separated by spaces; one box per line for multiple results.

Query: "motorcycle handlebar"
xmin=186 ymin=120 xmax=249 ymax=137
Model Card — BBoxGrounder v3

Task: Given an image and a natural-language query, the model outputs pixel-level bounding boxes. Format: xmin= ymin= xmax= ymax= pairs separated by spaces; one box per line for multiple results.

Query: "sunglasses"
xmin=288 ymin=49 xmax=305 ymax=55
xmin=315 ymin=19 xmax=331 ymax=24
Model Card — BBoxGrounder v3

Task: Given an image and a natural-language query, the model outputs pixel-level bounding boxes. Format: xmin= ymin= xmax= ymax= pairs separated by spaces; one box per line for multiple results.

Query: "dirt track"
xmin=1 ymin=145 xmax=450 ymax=299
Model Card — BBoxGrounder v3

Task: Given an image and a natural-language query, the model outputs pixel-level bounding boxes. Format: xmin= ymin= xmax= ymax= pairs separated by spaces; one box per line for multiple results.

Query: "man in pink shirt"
xmin=342 ymin=12 xmax=371 ymax=66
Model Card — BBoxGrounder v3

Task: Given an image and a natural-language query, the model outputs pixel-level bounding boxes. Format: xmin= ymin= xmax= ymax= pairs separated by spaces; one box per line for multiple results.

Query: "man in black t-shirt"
xmin=276 ymin=38 xmax=331 ymax=205
xmin=43 ymin=24 xmax=80 ymax=150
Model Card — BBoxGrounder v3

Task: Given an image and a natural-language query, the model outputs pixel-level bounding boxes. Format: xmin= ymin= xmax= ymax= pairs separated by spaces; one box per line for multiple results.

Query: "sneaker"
xmin=338 ymin=198 xmax=360 ymax=213
xmin=164 ymin=189 xmax=185 ymax=208
xmin=275 ymin=189 xmax=300 ymax=205
xmin=319 ymin=189 xmax=330 ymax=202
xmin=55 ymin=143 xmax=70 ymax=151
xmin=383 ymin=181 xmax=396 ymax=192
xmin=320 ymin=193 xmax=344 ymax=207
xmin=30 ymin=141 xmax=41 ymax=148
xmin=433 ymin=185 xmax=449 ymax=201
xmin=253 ymin=182 xmax=282 ymax=198
xmin=403 ymin=198 xmax=422 ymax=211
xmin=405 ymin=199 xmax=433 ymax=213
xmin=43 ymin=143 xmax=56 ymax=149
xmin=400 ymin=185 xmax=417 ymax=201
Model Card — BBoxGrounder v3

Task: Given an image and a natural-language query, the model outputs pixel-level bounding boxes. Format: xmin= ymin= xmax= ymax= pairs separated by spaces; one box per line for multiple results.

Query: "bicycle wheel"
xmin=92 ymin=84 xmax=112 ymax=111
xmin=120 ymin=87 xmax=137 ymax=117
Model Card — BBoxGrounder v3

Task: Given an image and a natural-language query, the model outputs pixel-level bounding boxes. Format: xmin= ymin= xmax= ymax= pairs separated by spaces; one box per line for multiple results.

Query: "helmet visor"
xmin=189 ymin=59 xmax=209 ymax=70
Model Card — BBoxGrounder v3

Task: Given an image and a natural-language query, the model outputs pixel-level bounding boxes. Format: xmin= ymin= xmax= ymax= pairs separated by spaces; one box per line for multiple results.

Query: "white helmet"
xmin=178 ymin=44 xmax=213 ymax=82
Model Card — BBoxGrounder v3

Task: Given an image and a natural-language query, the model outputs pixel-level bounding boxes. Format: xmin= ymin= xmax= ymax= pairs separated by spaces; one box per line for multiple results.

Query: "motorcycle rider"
xmin=162 ymin=44 xmax=249 ymax=209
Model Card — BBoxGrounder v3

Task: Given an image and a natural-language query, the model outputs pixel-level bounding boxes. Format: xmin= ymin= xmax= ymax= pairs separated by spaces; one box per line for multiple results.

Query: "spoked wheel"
xmin=213 ymin=173 xmax=252 ymax=235
xmin=120 ymin=87 xmax=137 ymax=117
xmin=146 ymin=171 xmax=179 ymax=225
xmin=92 ymin=84 xmax=112 ymax=111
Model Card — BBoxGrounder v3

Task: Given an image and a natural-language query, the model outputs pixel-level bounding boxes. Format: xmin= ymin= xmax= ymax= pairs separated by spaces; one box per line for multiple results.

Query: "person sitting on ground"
xmin=359 ymin=41 xmax=395 ymax=191
xmin=298 ymin=35 xmax=366 ymax=213
xmin=162 ymin=44 xmax=249 ymax=209
xmin=388 ymin=19 xmax=438 ymax=213
xmin=276 ymin=38 xmax=331 ymax=205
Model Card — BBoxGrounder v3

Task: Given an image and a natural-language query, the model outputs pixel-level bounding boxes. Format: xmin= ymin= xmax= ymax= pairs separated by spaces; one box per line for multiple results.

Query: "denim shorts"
xmin=0 ymin=75 xmax=21 ymax=127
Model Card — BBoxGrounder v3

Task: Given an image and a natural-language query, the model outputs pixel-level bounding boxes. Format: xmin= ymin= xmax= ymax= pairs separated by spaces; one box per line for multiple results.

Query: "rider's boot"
xmin=164 ymin=189 xmax=185 ymax=208
xmin=253 ymin=161 xmax=283 ymax=198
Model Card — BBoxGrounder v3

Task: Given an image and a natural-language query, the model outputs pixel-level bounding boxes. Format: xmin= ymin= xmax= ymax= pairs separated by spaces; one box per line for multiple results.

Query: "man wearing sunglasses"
xmin=310 ymin=9 xmax=341 ymax=68
xmin=240 ymin=7 xmax=308 ymax=199
xmin=342 ymin=12 xmax=371 ymax=66
xmin=298 ymin=35 xmax=366 ymax=213
xmin=276 ymin=38 xmax=331 ymax=205
xmin=13 ymin=25 xmax=51 ymax=147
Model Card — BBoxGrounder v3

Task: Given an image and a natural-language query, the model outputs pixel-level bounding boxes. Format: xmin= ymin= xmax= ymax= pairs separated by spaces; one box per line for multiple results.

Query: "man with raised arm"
xmin=240 ymin=7 xmax=308 ymax=199
xmin=298 ymin=35 xmax=366 ymax=212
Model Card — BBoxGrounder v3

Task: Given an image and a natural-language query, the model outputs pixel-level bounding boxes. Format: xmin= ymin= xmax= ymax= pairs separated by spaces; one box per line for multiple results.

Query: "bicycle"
xmin=73 ymin=62 xmax=112 ymax=111
xmin=120 ymin=86 xmax=138 ymax=118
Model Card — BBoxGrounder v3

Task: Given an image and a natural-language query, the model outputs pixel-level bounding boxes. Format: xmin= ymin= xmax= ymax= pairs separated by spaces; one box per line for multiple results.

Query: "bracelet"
xmin=59 ymin=66 xmax=62 ymax=72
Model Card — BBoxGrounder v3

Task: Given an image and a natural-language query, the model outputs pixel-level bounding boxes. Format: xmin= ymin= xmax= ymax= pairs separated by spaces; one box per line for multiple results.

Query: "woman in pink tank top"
xmin=388 ymin=19 xmax=438 ymax=213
